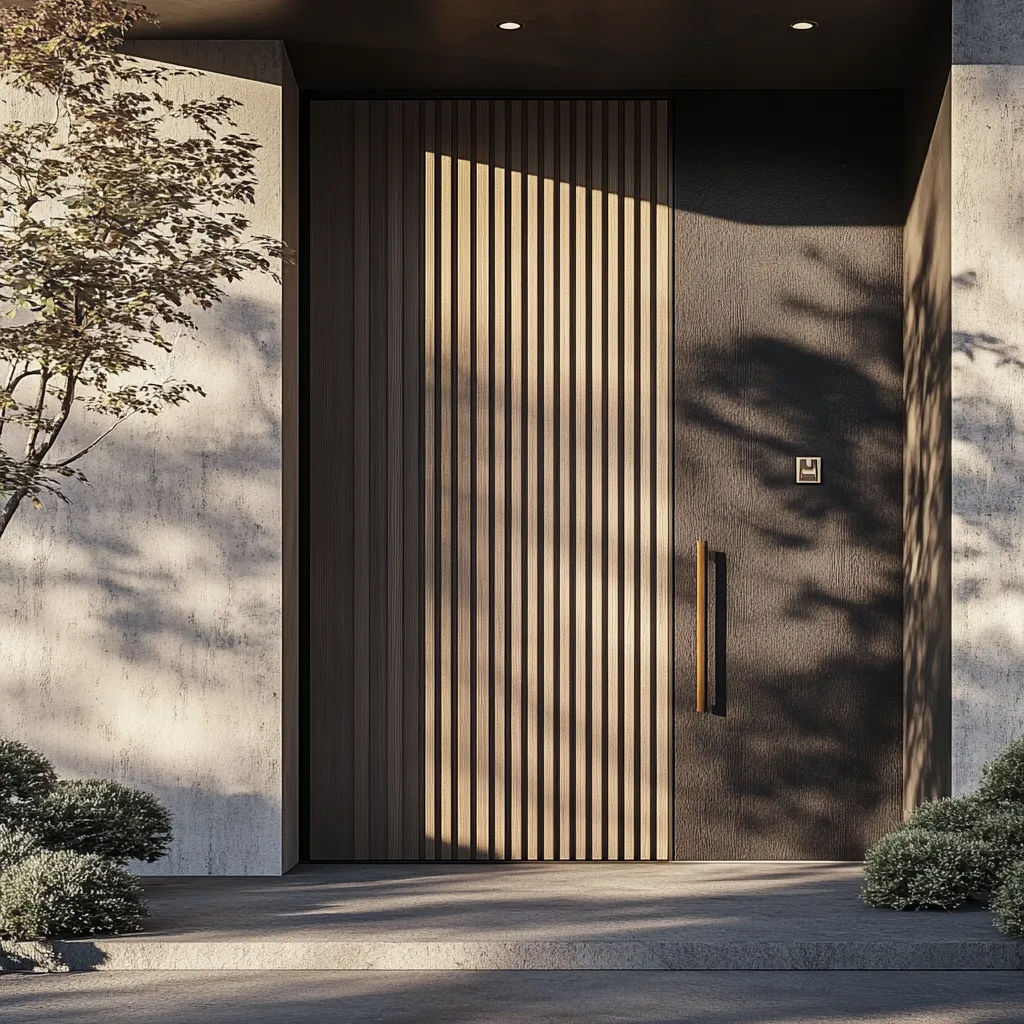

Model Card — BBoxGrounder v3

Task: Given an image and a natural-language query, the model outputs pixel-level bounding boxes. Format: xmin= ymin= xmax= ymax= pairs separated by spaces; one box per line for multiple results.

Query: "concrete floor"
xmin=128 ymin=862 xmax=1001 ymax=943
xmin=2 ymin=969 xmax=1024 ymax=1023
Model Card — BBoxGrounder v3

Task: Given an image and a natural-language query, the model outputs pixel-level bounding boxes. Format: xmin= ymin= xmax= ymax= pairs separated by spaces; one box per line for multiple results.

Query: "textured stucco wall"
xmin=951 ymin=11 xmax=1024 ymax=791
xmin=0 ymin=41 xmax=296 ymax=874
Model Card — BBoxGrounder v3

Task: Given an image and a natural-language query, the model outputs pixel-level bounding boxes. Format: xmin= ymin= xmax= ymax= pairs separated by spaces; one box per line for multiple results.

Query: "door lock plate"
xmin=796 ymin=457 xmax=821 ymax=484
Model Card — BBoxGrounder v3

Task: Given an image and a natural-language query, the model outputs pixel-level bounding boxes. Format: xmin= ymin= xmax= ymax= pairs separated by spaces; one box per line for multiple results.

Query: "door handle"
xmin=697 ymin=539 xmax=707 ymax=713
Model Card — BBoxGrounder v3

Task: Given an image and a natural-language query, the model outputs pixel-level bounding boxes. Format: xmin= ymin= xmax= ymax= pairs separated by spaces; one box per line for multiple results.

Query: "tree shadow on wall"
xmin=0 ymin=295 xmax=286 ymax=874
xmin=673 ymin=245 xmax=904 ymax=860
xmin=948 ymin=316 xmax=1024 ymax=792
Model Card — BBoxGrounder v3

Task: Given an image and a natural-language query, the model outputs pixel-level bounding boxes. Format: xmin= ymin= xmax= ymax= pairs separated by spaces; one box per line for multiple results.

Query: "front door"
xmin=305 ymin=92 xmax=904 ymax=861
xmin=672 ymin=92 xmax=904 ymax=859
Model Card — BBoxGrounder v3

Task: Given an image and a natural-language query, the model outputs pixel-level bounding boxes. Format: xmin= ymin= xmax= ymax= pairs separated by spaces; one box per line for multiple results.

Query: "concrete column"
xmin=0 ymin=41 xmax=299 ymax=874
xmin=904 ymin=75 xmax=952 ymax=813
xmin=951 ymin=2 xmax=1024 ymax=793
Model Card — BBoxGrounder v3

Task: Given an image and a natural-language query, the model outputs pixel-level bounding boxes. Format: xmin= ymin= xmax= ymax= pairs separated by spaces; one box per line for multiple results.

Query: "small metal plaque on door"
xmin=796 ymin=457 xmax=821 ymax=484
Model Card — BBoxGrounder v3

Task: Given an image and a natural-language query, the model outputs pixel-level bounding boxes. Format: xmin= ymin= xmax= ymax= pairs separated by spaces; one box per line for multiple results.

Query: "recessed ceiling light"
xmin=497 ymin=20 xmax=523 ymax=31
xmin=790 ymin=20 xmax=818 ymax=30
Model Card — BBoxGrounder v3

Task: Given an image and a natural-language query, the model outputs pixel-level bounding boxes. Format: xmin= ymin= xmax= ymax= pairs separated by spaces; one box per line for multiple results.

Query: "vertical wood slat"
xmin=637 ymin=100 xmax=654 ymax=862
xmin=525 ymin=99 xmax=540 ymax=862
xmin=573 ymin=99 xmax=589 ymax=861
xmin=386 ymin=100 xmax=404 ymax=860
xmin=351 ymin=101 xmax=371 ymax=861
xmin=492 ymin=101 xmax=507 ymax=861
xmin=606 ymin=101 xmax=620 ymax=860
xmin=475 ymin=99 xmax=491 ymax=860
xmin=456 ymin=99 xmax=473 ymax=859
xmin=368 ymin=101 xmax=388 ymax=858
xmin=622 ymin=101 xmax=637 ymax=862
xmin=542 ymin=99 xmax=557 ymax=861
xmin=590 ymin=100 xmax=605 ymax=860
xmin=654 ymin=100 xmax=672 ymax=861
xmin=309 ymin=98 xmax=672 ymax=861
xmin=423 ymin=104 xmax=437 ymax=861
xmin=557 ymin=100 xmax=572 ymax=862
xmin=438 ymin=102 xmax=454 ymax=860
xmin=404 ymin=100 xmax=423 ymax=860
xmin=508 ymin=101 xmax=525 ymax=862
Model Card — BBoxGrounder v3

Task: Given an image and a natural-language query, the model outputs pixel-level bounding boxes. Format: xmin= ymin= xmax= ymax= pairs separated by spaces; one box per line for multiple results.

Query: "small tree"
xmin=0 ymin=0 xmax=285 ymax=539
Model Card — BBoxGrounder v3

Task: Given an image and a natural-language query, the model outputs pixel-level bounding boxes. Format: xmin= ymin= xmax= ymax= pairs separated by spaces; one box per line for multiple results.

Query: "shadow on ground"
xmin=3 ymin=968 xmax=1024 ymax=1024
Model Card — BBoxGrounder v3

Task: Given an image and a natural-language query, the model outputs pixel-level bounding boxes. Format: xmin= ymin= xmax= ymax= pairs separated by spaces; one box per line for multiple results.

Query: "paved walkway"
xmin=3 ymin=969 xmax=1024 ymax=1023
xmin=4 ymin=861 xmax=1020 ymax=971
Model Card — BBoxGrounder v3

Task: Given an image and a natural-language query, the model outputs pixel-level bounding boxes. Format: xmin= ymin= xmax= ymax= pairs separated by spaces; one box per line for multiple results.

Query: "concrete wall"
xmin=951 ymin=4 xmax=1024 ymax=793
xmin=904 ymin=77 xmax=952 ymax=812
xmin=0 ymin=41 xmax=298 ymax=874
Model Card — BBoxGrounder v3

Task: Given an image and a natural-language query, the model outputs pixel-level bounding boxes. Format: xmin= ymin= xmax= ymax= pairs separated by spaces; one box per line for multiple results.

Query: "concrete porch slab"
xmin=9 ymin=862 xmax=1024 ymax=971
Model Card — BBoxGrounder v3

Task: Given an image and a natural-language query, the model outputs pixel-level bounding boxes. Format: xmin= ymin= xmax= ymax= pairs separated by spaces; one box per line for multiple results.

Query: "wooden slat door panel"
xmin=308 ymin=99 xmax=673 ymax=860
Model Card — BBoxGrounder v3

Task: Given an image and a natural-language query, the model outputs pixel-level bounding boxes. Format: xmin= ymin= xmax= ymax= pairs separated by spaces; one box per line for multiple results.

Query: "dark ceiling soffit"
xmin=301 ymin=89 xmax=679 ymax=100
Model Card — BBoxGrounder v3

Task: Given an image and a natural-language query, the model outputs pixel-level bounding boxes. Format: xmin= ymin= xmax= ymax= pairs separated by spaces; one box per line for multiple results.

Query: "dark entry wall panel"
xmin=308 ymin=98 xmax=673 ymax=860
xmin=672 ymin=92 xmax=904 ymax=860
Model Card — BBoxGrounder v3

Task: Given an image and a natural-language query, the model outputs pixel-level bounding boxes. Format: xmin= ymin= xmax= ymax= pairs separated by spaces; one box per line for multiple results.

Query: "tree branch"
xmin=31 ymin=356 xmax=86 ymax=466
xmin=0 ymin=361 xmax=18 ymax=442
xmin=0 ymin=485 xmax=30 ymax=540
xmin=42 ymin=411 xmax=135 ymax=470
xmin=23 ymin=368 xmax=50 ymax=460
xmin=3 ymin=360 xmax=22 ymax=393
xmin=6 ymin=368 xmax=42 ymax=392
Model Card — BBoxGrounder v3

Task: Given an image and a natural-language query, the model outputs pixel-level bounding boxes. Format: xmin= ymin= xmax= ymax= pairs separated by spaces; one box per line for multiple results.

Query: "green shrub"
xmin=903 ymin=796 xmax=1024 ymax=892
xmin=0 ymin=738 xmax=56 ymax=823
xmin=0 ymin=850 xmax=147 ymax=939
xmin=904 ymin=794 xmax=988 ymax=833
xmin=974 ymin=805 xmax=1024 ymax=891
xmin=33 ymin=779 xmax=172 ymax=864
xmin=0 ymin=824 xmax=41 ymax=874
xmin=978 ymin=737 xmax=1024 ymax=805
xmin=862 ymin=829 xmax=984 ymax=910
xmin=991 ymin=860 xmax=1024 ymax=937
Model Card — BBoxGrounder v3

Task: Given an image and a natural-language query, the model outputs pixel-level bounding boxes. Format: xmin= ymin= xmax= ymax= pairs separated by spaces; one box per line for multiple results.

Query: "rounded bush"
xmin=33 ymin=779 xmax=172 ymax=864
xmin=978 ymin=737 xmax=1024 ymax=805
xmin=991 ymin=860 xmax=1024 ymax=938
xmin=862 ymin=829 xmax=984 ymax=910
xmin=904 ymin=795 xmax=988 ymax=833
xmin=903 ymin=796 xmax=1024 ymax=892
xmin=0 ymin=824 xmax=41 ymax=875
xmin=0 ymin=850 xmax=147 ymax=939
xmin=0 ymin=738 xmax=56 ymax=823
xmin=974 ymin=805 xmax=1024 ymax=891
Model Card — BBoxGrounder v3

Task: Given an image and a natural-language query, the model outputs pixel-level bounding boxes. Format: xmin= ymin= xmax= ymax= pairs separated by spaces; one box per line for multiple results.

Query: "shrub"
xmin=0 ymin=824 xmax=41 ymax=874
xmin=904 ymin=794 xmax=988 ymax=833
xmin=903 ymin=796 xmax=1024 ymax=892
xmin=991 ymin=860 xmax=1024 ymax=938
xmin=33 ymin=779 xmax=172 ymax=864
xmin=862 ymin=829 xmax=984 ymax=910
xmin=974 ymin=806 xmax=1024 ymax=891
xmin=0 ymin=738 xmax=56 ymax=823
xmin=978 ymin=737 xmax=1024 ymax=805
xmin=0 ymin=850 xmax=146 ymax=939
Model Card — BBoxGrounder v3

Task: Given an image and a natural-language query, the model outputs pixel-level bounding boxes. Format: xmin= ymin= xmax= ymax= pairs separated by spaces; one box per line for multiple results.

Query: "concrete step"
xmin=7 ymin=936 xmax=1021 ymax=971
xmin=4 ymin=864 xmax=1022 ymax=971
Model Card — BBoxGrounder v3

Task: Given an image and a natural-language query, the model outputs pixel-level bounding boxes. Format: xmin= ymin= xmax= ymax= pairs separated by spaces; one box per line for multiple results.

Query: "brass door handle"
xmin=697 ymin=540 xmax=707 ymax=713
